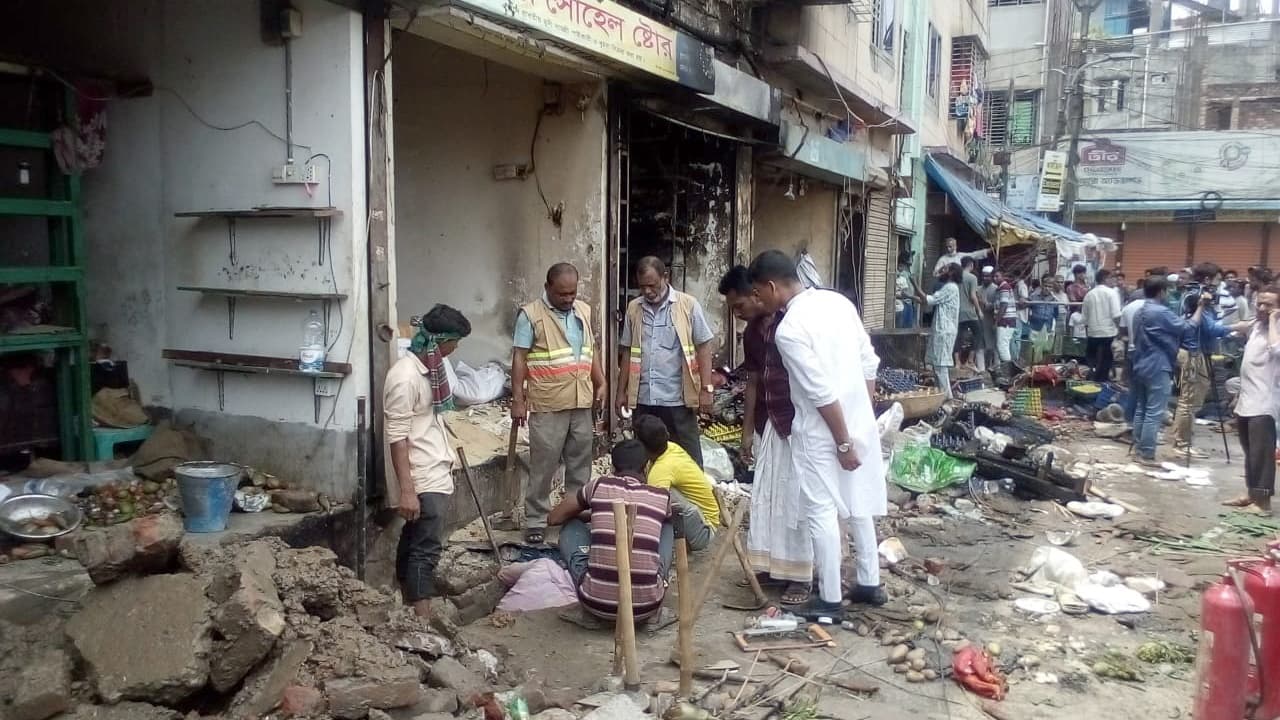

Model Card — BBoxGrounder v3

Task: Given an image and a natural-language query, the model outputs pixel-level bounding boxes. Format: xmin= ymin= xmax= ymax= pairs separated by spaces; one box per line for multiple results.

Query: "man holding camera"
xmin=1172 ymin=263 xmax=1231 ymax=459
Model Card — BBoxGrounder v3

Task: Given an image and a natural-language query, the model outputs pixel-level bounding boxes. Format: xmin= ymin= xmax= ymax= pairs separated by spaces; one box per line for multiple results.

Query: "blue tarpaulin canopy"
xmin=925 ymin=154 xmax=1089 ymax=249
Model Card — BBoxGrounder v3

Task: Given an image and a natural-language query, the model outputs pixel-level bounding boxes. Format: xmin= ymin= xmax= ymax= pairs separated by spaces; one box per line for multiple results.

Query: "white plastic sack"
xmin=1075 ymin=582 xmax=1151 ymax=614
xmin=447 ymin=359 xmax=508 ymax=406
xmin=496 ymin=558 xmax=578 ymax=612
xmin=701 ymin=437 xmax=735 ymax=484
xmin=877 ymin=403 xmax=904 ymax=456
xmin=1021 ymin=546 xmax=1090 ymax=591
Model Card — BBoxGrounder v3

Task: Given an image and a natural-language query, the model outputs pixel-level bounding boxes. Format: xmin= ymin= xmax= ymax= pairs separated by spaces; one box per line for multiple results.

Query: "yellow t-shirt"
xmin=647 ymin=442 xmax=721 ymax=525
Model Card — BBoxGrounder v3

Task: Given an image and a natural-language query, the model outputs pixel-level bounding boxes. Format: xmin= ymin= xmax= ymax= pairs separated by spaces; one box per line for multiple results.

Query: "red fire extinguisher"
xmin=1231 ymin=542 xmax=1280 ymax=720
xmin=1193 ymin=573 xmax=1256 ymax=720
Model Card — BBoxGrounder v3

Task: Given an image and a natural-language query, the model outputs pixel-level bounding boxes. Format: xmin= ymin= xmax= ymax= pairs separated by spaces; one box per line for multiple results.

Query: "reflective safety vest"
xmin=521 ymin=299 xmax=595 ymax=412
xmin=625 ymin=290 xmax=700 ymax=409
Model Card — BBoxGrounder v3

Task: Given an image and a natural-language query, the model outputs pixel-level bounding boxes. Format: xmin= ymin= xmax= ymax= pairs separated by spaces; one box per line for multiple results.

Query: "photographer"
xmin=1172 ymin=263 xmax=1231 ymax=458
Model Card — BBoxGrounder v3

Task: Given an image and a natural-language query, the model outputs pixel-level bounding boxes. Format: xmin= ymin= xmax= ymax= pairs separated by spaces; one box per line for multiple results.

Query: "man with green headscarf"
xmin=384 ymin=304 xmax=471 ymax=619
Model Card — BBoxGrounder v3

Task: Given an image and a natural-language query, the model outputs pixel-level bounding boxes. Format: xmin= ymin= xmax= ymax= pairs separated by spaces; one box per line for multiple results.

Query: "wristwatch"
xmin=837 ymin=442 xmax=853 ymax=453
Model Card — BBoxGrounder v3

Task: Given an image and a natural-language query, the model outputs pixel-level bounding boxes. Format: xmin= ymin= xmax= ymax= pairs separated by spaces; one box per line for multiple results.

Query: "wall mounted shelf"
xmin=163 ymin=349 xmax=351 ymax=423
xmin=176 ymin=285 xmax=347 ymax=340
xmin=174 ymin=206 xmax=341 ymax=266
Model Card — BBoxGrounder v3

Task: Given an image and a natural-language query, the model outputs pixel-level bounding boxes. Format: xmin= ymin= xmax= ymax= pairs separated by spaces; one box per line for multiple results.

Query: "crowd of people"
xmin=378 ymin=240 xmax=1277 ymax=631
xmin=903 ymin=242 xmax=1277 ymax=516
xmin=382 ymin=252 xmax=890 ymax=626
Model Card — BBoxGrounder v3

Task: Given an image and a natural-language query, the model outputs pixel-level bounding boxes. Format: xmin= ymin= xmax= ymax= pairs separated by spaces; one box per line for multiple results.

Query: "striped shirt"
xmin=576 ymin=475 xmax=672 ymax=620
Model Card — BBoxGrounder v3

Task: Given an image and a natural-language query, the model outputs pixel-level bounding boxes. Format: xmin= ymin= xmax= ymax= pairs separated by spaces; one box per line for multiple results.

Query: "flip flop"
xmin=1222 ymin=496 xmax=1255 ymax=508
xmin=778 ymin=582 xmax=811 ymax=606
xmin=1237 ymin=503 xmax=1273 ymax=516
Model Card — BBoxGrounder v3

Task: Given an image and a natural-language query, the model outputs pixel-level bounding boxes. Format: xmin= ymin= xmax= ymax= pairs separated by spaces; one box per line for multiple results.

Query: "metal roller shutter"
xmin=1191 ymin=223 xmax=1263 ymax=275
xmin=863 ymin=190 xmax=892 ymax=329
xmin=1118 ymin=222 xmax=1187 ymax=276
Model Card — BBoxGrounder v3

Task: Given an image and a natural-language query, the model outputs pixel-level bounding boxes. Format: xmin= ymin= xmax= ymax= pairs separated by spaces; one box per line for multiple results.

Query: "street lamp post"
xmin=1060 ymin=52 xmax=1141 ymax=228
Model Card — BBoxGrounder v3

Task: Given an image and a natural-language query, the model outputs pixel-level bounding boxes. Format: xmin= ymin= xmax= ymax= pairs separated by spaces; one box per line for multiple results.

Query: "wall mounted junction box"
xmin=272 ymin=163 xmax=318 ymax=184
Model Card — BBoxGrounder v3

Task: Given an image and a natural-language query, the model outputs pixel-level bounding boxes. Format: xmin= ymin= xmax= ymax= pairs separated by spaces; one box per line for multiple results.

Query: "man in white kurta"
xmin=749 ymin=251 xmax=888 ymax=616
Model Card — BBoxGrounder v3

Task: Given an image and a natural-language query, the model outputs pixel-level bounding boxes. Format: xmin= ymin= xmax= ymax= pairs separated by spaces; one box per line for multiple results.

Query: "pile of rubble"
xmin=0 ymin=520 xmax=566 ymax=720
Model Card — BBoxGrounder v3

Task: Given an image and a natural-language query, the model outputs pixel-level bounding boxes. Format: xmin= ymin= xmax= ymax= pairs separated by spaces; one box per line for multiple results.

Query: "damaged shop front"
xmin=608 ymin=61 xmax=780 ymax=368
xmin=753 ymin=47 xmax=916 ymax=331
xmin=395 ymin=0 xmax=779 ymax=440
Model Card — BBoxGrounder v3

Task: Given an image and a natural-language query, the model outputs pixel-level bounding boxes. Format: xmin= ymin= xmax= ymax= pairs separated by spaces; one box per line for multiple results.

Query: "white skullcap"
xmin=982 ymin=265 xmax=994 ymax=273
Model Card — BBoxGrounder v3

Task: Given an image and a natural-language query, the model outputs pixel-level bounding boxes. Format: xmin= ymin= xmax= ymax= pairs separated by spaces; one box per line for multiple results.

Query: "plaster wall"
xmin=391 ymin=36 xmax=607 ymax=368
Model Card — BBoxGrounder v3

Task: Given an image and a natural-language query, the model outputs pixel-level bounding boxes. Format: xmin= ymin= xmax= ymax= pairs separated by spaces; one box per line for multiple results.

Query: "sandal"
xmin=524 ymin=527 xmax=545 ymax=545
xmin=1222 ymin=496 xmax=1255 ymax=508
xmin=779 ymin=582 xmax=811 ymax=606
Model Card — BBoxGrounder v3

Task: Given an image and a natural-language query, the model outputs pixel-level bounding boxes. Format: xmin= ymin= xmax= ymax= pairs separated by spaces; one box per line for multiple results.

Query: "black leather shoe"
xmin=848 ymin=584 xmax=888 ymax=606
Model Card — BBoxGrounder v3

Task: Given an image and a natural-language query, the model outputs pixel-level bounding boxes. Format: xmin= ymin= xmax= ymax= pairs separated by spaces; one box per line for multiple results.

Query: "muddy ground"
xmin=462 ymin=426 xmax=1274 ymax=720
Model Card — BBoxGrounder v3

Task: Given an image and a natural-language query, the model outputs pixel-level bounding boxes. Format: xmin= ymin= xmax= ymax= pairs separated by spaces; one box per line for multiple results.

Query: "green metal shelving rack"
xmin=0 ymin=89 xmax=93 ymax=460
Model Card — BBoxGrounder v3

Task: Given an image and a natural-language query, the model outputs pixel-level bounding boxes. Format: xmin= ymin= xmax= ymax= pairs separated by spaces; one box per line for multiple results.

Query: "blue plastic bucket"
xmin=175 ymin=462 xmax=241 ymax=532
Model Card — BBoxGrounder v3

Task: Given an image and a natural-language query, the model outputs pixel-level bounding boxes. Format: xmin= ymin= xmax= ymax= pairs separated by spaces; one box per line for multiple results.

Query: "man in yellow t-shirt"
xmin=634 ymin=414 xmax=720 ymax=550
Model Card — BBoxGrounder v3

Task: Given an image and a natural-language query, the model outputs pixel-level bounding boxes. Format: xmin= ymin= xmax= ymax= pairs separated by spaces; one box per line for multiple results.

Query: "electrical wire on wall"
xmin=528 ymin=107 xmax=563 ymax=227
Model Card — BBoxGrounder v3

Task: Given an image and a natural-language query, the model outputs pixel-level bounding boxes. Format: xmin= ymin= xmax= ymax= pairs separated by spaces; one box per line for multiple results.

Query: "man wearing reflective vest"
xmin=512 ymin=263 xmax=607 ymax=545
xmin=615 ymin=256 xmax=717 ymax=468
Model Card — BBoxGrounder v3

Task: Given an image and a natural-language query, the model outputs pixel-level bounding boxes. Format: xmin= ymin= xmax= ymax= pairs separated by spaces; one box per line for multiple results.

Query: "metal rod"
xmin=356 ymin=396 xmax=368 ymax=580
xmin=284 ymin=38 xmax=294 ymax=164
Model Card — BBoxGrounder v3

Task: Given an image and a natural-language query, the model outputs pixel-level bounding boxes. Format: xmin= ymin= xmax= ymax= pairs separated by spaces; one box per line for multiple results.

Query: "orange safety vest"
xmin=624 ymin=290 xmax=700 ymax=409
xmin=521 ymin=299 xmax=595 ymax=413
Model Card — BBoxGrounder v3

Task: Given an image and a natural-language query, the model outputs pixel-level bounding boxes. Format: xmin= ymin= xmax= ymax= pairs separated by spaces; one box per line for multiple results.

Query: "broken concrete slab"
xmin=209 ymin=547 xmax=286 ymax=692
xmin=69 ymin=513 xmax=184 ymax=585
xmin=412 ymin=688 xmax=461 ymax=715
xmin=427 ymin=656 xmax=484 ymax=697
xmin=452 ymin=578 xmax=505 ymax=626
xmin=433 ymin=546 xmax=497 ymax=596
xmin=411 ymin=713 xmax=459 ymax=720
xmin=65 ymin=573 xmax=211 ymax=705
xmin=227 ymin=639 xmax=313 ymax=719
xmin=394 ymin=631 xmax=457 ymax=659
xmin=7 ymin=647 xmax=71 ymax=720
xmin=324 ymin=665 xmax=423 ymax=719
xmin=0 ymin=555 xmax=92 ymax=626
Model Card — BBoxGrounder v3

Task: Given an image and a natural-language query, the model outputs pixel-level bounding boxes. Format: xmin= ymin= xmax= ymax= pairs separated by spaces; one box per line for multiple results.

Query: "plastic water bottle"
xmin=299 ymin=310 xmax=326 ymax=372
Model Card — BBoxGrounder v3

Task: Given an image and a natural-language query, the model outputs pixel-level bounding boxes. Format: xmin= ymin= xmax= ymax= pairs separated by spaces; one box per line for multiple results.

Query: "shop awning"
xmin=759 ymin=121 xmax=887 ymax=187
xmin=925 ymin=154 xmax=1087 ymax=249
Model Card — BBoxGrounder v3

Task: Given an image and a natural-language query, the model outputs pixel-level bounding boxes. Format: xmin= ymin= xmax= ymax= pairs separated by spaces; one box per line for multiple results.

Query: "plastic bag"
xmin=701 ymin=437 xmax=735 ymax=484
xmin=889 ymin=444 xmax=975 ymax=493
xmin=876 ymin=402 xmax=904 ymax=456
xmin=496 ymin=558 xmax=578 ymax=612
xmin=895 ymin=420 xmax=936 ymax=451
xmin=447 ymin=359 xmax=508 ymax=406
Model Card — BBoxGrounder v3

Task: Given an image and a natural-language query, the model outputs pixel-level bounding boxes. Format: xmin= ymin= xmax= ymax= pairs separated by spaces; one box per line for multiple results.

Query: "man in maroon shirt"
xmin=719 ymin=266 xmax=814 ymax=605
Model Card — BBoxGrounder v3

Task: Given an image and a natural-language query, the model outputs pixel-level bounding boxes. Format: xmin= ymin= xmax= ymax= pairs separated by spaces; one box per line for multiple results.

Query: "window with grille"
xmin=872 ymin=0 xmax=896 ymax=53
xmin=927 ymin=25 xmax=942 ymax=99
xmin=949 ymin=38 xmax=985 ymax=119
xmin=984 ymin=90 xmax=1039 ymax=146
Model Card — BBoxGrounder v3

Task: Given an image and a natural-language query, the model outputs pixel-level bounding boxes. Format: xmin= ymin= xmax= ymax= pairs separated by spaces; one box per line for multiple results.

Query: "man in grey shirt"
xmin=955 ymin=257 xmax=986 ymax=372
xmin=617 ymin=256 xmax=716 ymax=467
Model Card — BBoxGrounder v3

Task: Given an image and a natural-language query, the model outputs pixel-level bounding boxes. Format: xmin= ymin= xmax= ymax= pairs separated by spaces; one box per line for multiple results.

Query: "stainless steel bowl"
xmin=0 ymin=494 xmax=83 ymax=540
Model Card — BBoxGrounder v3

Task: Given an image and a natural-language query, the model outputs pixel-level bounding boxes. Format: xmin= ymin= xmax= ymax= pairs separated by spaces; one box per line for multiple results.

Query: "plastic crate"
xmin=1010 ymin=388 xmax=1043 ymax=417
xmin=956 ymin=377 xmax=985 ymax=394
